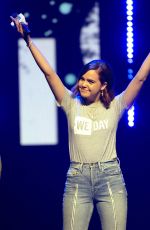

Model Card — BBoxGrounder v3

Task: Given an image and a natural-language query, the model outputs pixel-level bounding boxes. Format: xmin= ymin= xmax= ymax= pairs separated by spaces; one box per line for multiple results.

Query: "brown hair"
xmin=71 ymin=60 xmax=115 ymax=109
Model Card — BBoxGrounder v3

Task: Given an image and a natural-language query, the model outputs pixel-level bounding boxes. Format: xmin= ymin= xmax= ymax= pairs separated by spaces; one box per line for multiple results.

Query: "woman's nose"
xmin=82 ymin=80 xmax=88 ymax=87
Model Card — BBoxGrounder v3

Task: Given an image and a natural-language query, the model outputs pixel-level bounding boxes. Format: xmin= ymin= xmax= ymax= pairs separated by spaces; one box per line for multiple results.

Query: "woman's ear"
xmin=101 ymin=82 xmax=107 ymax=91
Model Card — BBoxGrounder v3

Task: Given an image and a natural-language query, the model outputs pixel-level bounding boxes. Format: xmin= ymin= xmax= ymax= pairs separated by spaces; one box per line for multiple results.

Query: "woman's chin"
xmin=81 ymin=95 xmax=89 ymax=100
xmin=80 ymin=91 xmax=89 ymax=97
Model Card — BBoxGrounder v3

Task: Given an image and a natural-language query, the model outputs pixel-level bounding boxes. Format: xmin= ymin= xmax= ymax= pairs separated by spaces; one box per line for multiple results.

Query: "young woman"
xmin=10 ymin=15 xmax=150 ymax=230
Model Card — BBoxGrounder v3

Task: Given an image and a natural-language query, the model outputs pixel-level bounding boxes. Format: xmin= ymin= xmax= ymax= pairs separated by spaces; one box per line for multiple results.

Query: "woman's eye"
xmin=88 ymin=80 xmax=94 ymax=84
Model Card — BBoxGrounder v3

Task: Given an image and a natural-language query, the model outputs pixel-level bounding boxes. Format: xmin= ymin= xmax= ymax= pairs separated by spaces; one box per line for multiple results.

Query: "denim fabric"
xmin=63 ymin=159 xmax=127 ymax=230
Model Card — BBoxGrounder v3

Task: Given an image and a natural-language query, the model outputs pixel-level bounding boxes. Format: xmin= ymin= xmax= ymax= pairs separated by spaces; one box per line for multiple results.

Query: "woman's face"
xmin=78 ymin=70 xmax=106 ymax=104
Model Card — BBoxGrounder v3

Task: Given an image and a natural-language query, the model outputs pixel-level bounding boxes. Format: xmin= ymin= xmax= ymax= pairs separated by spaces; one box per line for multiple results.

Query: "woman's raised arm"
xmin=10 ymin=15 xmax=65 ymax=104
xmin=123 ymin=53 xmax=150 ymax=108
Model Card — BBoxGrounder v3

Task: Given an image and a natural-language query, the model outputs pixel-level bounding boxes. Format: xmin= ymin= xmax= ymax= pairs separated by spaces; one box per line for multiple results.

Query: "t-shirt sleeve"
xmin=59 ymin=88 xmax=74 ymax=115
xmin=114 ymin=91 xmax=128 ymax=118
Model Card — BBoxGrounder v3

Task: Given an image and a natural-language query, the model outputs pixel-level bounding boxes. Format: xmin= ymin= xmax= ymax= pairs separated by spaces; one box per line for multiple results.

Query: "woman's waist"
xmin=70 ymin=157 xmax=119 ymax=168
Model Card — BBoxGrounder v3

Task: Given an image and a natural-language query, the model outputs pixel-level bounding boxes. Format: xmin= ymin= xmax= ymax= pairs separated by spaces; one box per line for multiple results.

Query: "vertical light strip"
xmin=18 ymin=38 xmax=58 ymax=145
xmin=126 ymin=0 xmax=135 ymax=127
xmin=80 ymin=2 xmax=100 ymax=64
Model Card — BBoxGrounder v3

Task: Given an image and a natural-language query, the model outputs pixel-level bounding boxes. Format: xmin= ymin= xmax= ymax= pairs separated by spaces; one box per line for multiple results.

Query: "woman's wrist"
xmin=26 ymin=39 xmax=33 ymax=48
xmin=25 ymin=35 xmax=33 ymax=48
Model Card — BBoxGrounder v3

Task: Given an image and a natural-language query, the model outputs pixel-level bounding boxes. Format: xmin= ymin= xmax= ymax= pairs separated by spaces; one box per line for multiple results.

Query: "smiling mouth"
xmin=80 ymin=88 xmax=89 ymax=92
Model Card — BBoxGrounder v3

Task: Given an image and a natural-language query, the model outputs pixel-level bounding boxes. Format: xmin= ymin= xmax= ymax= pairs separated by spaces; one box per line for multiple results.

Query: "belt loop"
xmin=98 ymin=162 xmax=101 ymax=171
xmin=117 ymin=157 xmax=120 ymax=166
xmin=80 ymin=163 xmax=83 ymax=172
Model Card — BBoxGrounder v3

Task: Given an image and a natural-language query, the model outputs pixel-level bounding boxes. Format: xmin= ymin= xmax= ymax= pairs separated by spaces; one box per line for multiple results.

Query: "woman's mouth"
xmin=80 ymin=88 xmax=89 ymax=93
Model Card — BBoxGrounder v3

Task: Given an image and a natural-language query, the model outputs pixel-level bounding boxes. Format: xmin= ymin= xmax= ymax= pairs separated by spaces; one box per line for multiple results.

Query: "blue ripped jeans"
xmin=63 ymin=159 xmax=127 ymax=230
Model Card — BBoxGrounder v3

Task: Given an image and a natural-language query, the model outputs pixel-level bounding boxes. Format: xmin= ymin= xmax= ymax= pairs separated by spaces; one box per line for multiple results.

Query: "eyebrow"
xmin=81 ymin=76 xmax=96 ymax=83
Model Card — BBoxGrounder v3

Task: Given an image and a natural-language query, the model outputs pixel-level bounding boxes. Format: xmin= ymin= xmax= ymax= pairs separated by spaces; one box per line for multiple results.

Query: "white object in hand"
xmin=11 ymin=13 xmax=27 ymax=27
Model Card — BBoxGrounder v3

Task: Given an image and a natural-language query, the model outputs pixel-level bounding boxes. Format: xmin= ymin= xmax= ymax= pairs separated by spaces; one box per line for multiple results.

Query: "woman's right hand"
xmin=10 ymin=16 xmax=24 ymax=36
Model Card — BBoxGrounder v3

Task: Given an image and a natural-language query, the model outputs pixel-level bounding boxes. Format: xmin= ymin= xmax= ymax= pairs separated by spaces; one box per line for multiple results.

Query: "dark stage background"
xmin=0 ymin=1 xmax=150 ymax=229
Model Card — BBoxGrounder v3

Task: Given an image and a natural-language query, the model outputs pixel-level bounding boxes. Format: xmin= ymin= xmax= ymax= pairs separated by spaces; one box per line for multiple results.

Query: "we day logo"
xmin=74 ymin=116 xmax=108 ymax=135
